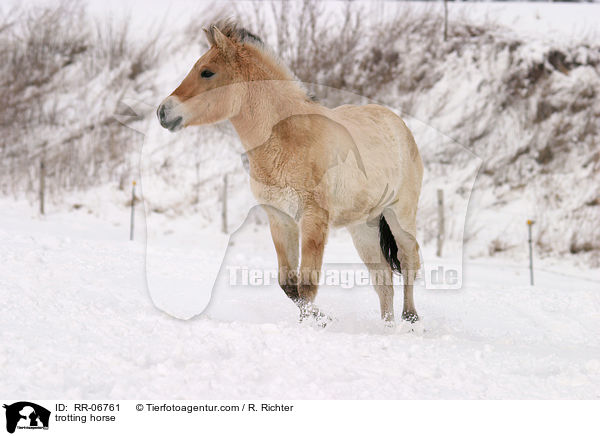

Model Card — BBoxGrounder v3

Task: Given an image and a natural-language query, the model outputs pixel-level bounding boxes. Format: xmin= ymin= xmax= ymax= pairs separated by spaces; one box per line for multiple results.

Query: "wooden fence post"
xmin=527 ymin=220 xmax=535 ymax=285
xmin=221 ymin=174 xmax=228 ymax=234
xmin=436 ymin=188 xmax=444 ymax=257
xmin=130 ymin=181 xmax=136 ymax=241
xmin=39 ymin=159 xmax=45 ymax=215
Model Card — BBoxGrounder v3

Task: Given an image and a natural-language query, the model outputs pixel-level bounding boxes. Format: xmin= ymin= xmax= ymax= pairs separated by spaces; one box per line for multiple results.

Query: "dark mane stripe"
xmin=206 ymin=19 xmax=263 ymax=47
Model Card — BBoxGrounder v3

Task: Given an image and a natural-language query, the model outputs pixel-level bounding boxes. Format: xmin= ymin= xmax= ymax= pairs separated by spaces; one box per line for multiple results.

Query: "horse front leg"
xmin=265 ymin=206 xmax=300 ymax=302
xmin=298 ymin=203 xmax=329 ymax=321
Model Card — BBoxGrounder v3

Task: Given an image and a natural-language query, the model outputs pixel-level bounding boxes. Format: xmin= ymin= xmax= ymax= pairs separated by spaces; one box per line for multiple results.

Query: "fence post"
xmin=527 ymin=220 xmax=535 ymax=285
xmin=436 ymin=188 xmax=444 ymax=257
xmin=39 ymin=159 xmax=45 ymax=215
xmin=221 ymin=174 xmax=228 ymax=234
xmin=130 ymin=181 xmax=136 ymax=241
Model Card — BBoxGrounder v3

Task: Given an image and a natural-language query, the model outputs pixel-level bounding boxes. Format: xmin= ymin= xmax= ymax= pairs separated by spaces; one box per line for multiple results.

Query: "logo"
xmin=3 ymin=402 xmax=50 ymax=434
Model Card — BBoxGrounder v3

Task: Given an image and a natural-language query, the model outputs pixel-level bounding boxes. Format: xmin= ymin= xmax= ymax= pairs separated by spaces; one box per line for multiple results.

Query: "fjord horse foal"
xmin=157 ymin=21 xmax=423 ymax=324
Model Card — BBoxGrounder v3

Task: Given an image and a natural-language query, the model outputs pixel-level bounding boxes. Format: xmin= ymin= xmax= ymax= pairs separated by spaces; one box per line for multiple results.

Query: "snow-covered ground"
xmin=1 ymin=198 xmax=598 ymax=399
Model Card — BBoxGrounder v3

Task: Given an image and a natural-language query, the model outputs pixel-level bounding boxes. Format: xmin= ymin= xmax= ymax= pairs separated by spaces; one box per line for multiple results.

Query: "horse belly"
xmin=324 ymin=164 xmax=384 ymax=227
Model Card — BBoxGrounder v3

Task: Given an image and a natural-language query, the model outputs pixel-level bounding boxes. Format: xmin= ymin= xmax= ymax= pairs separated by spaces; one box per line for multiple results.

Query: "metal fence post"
xmin=527 ymin=220 xmax=535 ymax=285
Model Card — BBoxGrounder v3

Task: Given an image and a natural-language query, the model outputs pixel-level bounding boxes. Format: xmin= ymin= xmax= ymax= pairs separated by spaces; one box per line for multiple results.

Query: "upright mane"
xmin=205 ymin=19 xmax=264 ymax=48
xmin=205 ymin=19 xmax=316 ymax=101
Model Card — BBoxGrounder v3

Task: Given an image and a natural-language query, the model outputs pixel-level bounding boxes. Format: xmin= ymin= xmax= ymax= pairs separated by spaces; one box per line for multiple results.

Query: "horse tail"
xmin=379 ymin=215 xmax=402 ymax=274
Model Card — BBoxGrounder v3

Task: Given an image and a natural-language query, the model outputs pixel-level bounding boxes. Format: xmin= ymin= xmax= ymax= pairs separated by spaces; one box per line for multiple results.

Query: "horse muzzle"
xmin=157 ymin=98 xmax=184 ymax=132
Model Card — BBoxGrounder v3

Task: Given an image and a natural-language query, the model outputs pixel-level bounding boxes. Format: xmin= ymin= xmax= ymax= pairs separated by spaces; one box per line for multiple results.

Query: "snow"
xmin=1 ymin=197 xmax=598 ymax=399
xmin=9 ymin=1 xmax=599 ymax=44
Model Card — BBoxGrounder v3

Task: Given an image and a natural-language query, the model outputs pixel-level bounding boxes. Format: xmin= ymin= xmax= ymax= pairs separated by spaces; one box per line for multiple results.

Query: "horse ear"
xmin=210 ymin=25 xmax=235 ymax=57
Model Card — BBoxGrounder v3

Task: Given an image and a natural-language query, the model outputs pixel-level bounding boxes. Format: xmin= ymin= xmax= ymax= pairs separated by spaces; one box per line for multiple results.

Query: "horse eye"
xmin=200 ymin=69 xmax=215 ymax=78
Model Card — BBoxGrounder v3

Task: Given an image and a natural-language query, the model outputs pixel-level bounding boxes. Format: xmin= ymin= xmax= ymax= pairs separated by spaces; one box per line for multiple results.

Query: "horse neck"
xmin=230 ymin=79 xmax=315 ymax=151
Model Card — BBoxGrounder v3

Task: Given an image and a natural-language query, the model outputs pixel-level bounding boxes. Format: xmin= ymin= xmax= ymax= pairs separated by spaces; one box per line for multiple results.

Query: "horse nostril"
xmin=158 ymin=105 xmax=166 ymax=123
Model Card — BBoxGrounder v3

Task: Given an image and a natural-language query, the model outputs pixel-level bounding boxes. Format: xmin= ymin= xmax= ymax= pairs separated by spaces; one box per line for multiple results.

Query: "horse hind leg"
xmin=381 ymin=207 xmax=420 ymax=323
xmin=348 ymin=222 xmax=395 ymax=323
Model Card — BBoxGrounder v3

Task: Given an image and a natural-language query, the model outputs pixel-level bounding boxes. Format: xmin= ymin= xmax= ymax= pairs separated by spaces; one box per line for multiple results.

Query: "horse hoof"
xmin=401 ymin=312 xmax=419 ymax=324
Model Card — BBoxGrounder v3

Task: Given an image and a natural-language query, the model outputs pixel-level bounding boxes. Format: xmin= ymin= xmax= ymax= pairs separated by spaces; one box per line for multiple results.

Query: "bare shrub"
xmin=0 ymin=1 xmax=166 ymax=199
xmin=569 ymin=233 xmax=596 ymax=254
xmin=0 ymin=1 xmax=87 ymax=138
xmin=488 ymin=237 xmax=511 ymax=256
xmin=88 ymin=14 xmax=165 ymax=80
xmin=236 ymin=1 xmax=484 ymax=111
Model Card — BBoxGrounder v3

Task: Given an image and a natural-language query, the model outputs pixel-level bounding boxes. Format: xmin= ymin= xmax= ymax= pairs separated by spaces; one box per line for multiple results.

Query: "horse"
xmin=157 ymin=20 xmax=424 ymax=324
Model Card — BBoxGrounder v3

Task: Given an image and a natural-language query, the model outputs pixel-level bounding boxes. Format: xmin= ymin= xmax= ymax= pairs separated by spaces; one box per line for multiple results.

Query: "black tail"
xmin=379 ymin=215 xmax=402 ymax=274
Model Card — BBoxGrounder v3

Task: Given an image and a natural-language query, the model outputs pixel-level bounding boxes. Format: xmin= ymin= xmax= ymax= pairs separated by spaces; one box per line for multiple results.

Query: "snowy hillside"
xmin=125 ymin=1 xmax=600 ymax=265
xmin=1 ymin=1 xmax=598 ymax=264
